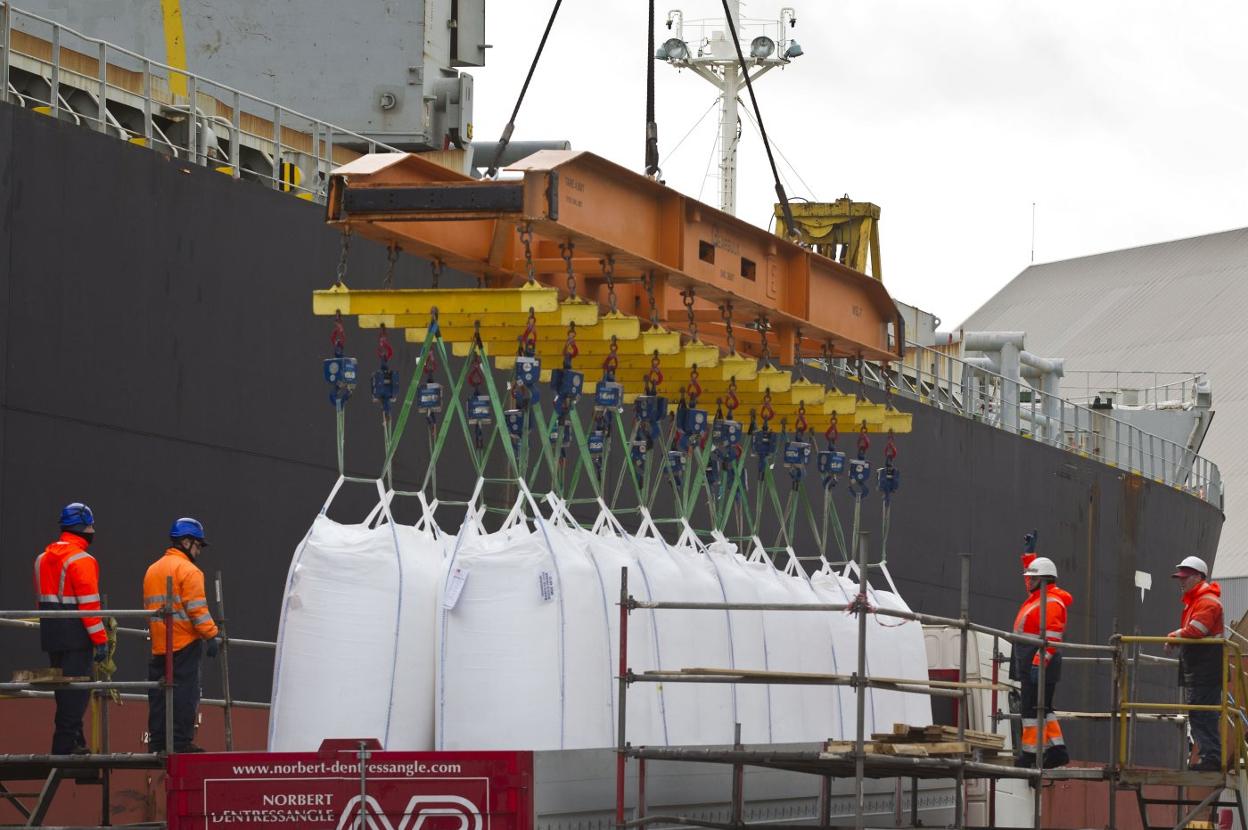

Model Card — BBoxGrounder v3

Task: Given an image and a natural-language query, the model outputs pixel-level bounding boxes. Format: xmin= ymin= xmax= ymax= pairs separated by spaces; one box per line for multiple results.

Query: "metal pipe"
xmin=955 ymin=553 xmax=970 ymax=830
xmin=0 ymin=609 xmax=155 ymax=619
xmin=1108 ymin=626 xmax=1120 ymax=830
xmin=637 ymin=758 xmax=646 ymax=824
xmin=1033 ymin=580 xmax=1047 ymax=830
xmin=632 ymin=598 xmax=1115 ymax=652
xmin=0 ymin=617 xmax=274 ymax=649
xmin=730 ymin=723 xmax=743 ymax=827
xmin=852 ymin=531 xmax=868 ymax=830
xmin=627 ymin=673 xmax=967 ymax=698
xmin=49 ymin=23 xmax=59 ymax=120
xmin=357 ymin=741 xmax=369 ymax=830
xmin=164 ymin=576 xmax=174 ymax=756
xmin=989 ymin=635 xmax=999 ymax=828
xmin=616 ymin=567 xmax=630 ymax=829
xmin=215 ymin=572 xmax=234 ymax=751
xmin=96 ymin=41 xmax=108 ymax=134
xmin=7 ymin=689 xmax=268 ymax=710
xmin=0 ymin=2 xmax=10 ymax=107
xmin=0 ymin=682 xmax=158 ymax=691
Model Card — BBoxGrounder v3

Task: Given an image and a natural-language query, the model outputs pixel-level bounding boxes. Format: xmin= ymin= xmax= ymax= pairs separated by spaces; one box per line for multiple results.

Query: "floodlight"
xmin=750 ymin=36 xmax=775 ymax=59
xmin=655 ymin=43 xmax=669 ymax=59
xmin=784 ymin=40 xmax=803 ymax=58
xmin=661 ymin=37 xmax=690 ymax=61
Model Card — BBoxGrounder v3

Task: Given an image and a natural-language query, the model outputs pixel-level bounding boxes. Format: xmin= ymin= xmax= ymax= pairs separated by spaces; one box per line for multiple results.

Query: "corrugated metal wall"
xmin=1218 ymin=575 xmax=1248 ymax=627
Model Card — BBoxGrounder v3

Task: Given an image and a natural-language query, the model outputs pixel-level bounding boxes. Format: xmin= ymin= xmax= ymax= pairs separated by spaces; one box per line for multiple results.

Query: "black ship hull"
xmin=0 ymin=103 xmax=1222 ymax=765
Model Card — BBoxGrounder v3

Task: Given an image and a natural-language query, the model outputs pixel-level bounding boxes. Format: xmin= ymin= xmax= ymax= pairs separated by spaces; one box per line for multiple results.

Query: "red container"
xmin=167 ymin=742 xmax=533 ymax=830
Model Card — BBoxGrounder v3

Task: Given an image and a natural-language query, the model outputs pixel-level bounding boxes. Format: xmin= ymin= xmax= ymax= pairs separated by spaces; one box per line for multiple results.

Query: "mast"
xmin=656 ymin=3 xmax=801 ymax=216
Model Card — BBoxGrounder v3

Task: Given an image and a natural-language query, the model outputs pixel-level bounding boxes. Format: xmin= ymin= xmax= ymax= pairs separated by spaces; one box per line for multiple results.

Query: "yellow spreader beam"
xmin=313 ymin=284 xmax=561 ymax=317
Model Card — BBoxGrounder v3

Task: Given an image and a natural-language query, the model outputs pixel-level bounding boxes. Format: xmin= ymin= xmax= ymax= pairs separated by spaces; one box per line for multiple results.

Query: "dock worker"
xmin=1166 ymin=556 xmax=1225 ymax=772
xmin=1012 ymin=531 xmax=1072 ymax=769
xmin=143 ymin=518 xmax=221 ymax=753
xmin=34 ymin=502 xmax=108 ymax=754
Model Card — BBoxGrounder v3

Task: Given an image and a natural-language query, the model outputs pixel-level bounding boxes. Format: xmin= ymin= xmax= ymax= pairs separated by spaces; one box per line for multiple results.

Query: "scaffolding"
xmin=611 ymin=544 xmax=1248 ymax=830
xmin=0 ymin=573 xmax=274 ymax=828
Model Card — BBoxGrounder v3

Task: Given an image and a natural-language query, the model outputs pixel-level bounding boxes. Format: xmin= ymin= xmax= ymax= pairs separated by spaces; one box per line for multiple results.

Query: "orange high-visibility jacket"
xmin=34 ymin=532 xmax=106 ymax=648
xmin=1178 ymin=580 xmax=1224 ymax=639
xmin=143 ymin=547 xmax=218 ymax=654
xmin=1014 ymin=554 xmax=1073 ymax=666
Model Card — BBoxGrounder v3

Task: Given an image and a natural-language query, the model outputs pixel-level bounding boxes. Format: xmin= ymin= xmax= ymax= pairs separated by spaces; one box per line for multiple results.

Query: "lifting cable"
xmin=644 ymin=0 xmax=661 ymax=178
xmin=718 ymin=0 xmax=796 ymax=239
xmin=485 ymin=0 xmax=566 ymax=179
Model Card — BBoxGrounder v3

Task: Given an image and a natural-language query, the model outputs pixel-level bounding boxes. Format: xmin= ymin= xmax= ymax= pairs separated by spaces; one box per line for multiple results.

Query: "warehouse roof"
xmin=961 ymin=227 xmax=1244 ymax=575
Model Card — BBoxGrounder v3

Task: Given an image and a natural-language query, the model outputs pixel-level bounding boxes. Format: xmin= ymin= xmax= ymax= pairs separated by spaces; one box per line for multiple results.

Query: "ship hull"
xmin=0 ymin=102 xmax=1222 ymax=777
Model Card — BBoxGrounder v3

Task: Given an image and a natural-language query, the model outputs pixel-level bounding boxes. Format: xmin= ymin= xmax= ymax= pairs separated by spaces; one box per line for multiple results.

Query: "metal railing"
xmin=0 ymin=571 xmax=275 ymax=759
xmin=0 ymin=2 xmax=401 ymax=203
xmin=1061 ymin=370 xmax=1209 ymax=408
xmin=832 ymin=341 xmax=1223 ymax=507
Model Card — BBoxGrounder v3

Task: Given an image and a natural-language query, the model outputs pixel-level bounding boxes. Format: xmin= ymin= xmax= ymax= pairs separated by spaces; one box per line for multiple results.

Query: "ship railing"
xmin=0 ymin=2 xmax=401 ymax=204
xmin=831 ymin=340 xmax=1223 ymax=508
xmin=1059 ymin=369 xmax=1209 ymax=409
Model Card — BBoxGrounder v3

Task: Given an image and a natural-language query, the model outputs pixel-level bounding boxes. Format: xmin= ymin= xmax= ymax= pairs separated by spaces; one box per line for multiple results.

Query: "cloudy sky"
xmin=470 ymin=0 xmax=1248 ymax=327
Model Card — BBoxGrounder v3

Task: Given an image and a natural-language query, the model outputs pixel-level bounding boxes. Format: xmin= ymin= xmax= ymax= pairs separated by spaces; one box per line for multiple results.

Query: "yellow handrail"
xmin=1116 ymin=635 xmax=1248 ymax=773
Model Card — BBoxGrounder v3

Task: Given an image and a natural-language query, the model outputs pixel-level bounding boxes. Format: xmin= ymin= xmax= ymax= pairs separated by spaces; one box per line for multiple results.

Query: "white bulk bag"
xmin=871 ymin=567 xmax=933 ymax=729
xmin=587 ymin=503 xmax=668 ymax=746
xmin=436 ymin=485 xmax=564 ymax=750
xmin=739 ymin=544 xmax=801 ymax=744
xmin=270 ymin=479 xmax=405 ymax=750
xmin=810 ymin=567 xmax=876 ymax=738
xmin=776 ymin=553 xmax=843 ymax=743
xmin=634 ymin=513 xmax=734 ymax=746
xmin=705 ymin=532 xmax=771 ymax=744
xmin=543 ymin=496 xmax=616 ymax=748
xmin=386 ymin=494 xmax=445 ymax=749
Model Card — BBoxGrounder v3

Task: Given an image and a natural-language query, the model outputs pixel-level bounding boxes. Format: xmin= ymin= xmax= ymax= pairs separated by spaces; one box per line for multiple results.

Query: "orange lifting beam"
xmin=325 ymin=151 xmax=904 ymax=364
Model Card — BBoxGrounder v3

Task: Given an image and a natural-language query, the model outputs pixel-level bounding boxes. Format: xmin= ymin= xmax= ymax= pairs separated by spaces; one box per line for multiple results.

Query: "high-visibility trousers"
xmin=1020 ymin=674 xmax=1065 ymax=754
xmin=1021 ymin=713 xmax=1065 ymax=754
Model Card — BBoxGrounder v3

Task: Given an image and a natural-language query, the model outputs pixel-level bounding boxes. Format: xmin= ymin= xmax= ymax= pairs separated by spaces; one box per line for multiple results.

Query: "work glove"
xmin=92 ymin=643 xmax=109 ymax=664
xmin=1023 ymin=530 xmax=1038 ymax=554
xmin=205 ymin=636 xmax=222 ymax=659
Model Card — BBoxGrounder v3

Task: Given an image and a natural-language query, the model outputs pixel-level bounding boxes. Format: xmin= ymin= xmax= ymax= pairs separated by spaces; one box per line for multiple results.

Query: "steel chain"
xmin=600 ymin=255 xmax=618 ymax=314
xmin=757 ymin=315 xmax=771 ymax=364
xmin=721 ymin=302 xmax=735 ymax=354
xmin=681 ymin=288 xmax=698 ymax=343
xmin=384 ymin=243 xmax=399 ymax=290
xmin=334 ymin=230 xmax=351 ymax=287
xmin=430 ymin=257 xmax=443 ymax=290
xmin=560 ymin=241 xmax=577 ymax=300
xmin=519 ymin=223 xmax=537 ymax=284
xmin=644 ymin=271 xmax=659 ymax=328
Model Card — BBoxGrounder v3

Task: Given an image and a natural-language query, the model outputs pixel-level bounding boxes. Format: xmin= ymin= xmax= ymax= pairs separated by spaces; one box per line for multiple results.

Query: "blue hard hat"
xmin=169 ymin=517 xmax=209 ymax=545
xmin=60 ymin=502 xmax=95 ymax=529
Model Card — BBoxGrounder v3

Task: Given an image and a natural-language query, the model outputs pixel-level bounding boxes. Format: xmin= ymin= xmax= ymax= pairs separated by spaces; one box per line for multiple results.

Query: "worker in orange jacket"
xmin=1167 ymin=556 xmax=1225 ymax=771
xmin=1011 ymin=531 xmax=1072 ymax=769
xmin=34 ymin=503 xmax=108 ymax=754
xmin=143 ymin=518 xmax=221 ymax=753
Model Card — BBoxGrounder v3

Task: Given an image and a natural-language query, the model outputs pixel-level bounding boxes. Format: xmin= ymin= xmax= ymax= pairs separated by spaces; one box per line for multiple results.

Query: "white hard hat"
xmin=1172 ymin=556 xmax=1209 ymax=578
xmin=1023 ymin=557 xmax=1058 ymax=579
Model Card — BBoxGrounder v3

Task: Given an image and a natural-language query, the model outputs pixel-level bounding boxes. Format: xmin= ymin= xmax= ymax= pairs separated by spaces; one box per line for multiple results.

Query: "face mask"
xmin=79 ymin=531 xmax=95 ymax=547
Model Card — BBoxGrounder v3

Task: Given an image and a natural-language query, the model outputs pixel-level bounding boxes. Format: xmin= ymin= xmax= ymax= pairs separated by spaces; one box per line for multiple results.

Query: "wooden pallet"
xmin=885 ymin=723 xmax=1006 ymax=751
xmin=825 ymin=740 xmax=970 ymax=757
xmin=824 ymin=723 xmax=1006 ymax=758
